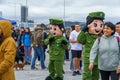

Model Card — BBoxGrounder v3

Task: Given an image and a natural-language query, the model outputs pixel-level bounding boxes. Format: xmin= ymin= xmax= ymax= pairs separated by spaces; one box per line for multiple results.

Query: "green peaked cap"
xmin=88 ymin=11 xmax=105 ymax=19
xmin=49 ymin=18 xmax=63 ymax=25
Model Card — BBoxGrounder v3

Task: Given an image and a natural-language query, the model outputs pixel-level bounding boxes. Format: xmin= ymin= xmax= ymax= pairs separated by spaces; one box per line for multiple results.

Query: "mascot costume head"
xmin=84 ymin=11 xmax=105 ymax=35
xmin=49 ymin=18 xmax=65 ymax=36
xmin=77 ymin=11 xmax=105 ymax=80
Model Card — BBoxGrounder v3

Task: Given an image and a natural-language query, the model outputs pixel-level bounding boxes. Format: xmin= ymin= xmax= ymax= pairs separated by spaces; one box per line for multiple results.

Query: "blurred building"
xmin=21 ymin=6 xmax=28 ymax=22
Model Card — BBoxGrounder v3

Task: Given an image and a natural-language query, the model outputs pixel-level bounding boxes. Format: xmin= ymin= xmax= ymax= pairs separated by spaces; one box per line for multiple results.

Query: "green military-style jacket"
xmin=77 ymin=31 xmax=102 ymax=65
xmin=44 ymin=35 xmax=68 ymax=61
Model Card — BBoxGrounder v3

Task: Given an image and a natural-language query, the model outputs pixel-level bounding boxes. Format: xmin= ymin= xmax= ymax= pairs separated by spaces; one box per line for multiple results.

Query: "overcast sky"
xmin=0 ymin=0 xmax=120 ymax=24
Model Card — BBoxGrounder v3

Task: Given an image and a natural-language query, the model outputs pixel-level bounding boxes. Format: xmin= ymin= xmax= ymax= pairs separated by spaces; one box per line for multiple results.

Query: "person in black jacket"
xmin=12 ymin=26 xmax=18 ymax=42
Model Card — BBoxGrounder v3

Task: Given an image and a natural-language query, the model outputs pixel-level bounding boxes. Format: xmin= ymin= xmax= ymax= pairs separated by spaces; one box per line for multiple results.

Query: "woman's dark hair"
xmin=25 ymin=27 xmax=31 ymax=33
xmin=104 ymin=22 xmax=115 ymax=35
xmin=70 ymin=25 xmax=75 ymax=31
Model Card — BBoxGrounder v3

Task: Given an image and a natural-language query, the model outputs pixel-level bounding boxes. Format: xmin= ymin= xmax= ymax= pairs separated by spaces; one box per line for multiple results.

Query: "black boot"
xmin=45 ymin=76 xmax=53 ymax=80
xmin=55 ymin=77 xmax=63 ymax=80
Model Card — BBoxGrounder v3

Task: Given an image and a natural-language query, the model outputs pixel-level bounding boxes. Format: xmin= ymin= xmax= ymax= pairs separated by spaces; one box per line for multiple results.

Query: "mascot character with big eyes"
xmin=44 ymin=18 xmax=68 ymax=80
xmin=77 ymin=12 xmax=105 ymax=80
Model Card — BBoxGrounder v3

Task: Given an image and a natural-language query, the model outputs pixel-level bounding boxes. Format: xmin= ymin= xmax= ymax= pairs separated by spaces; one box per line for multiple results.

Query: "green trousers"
xmin=82 ymin=63 xmax=99 ymax=80
xmin=48 ymin=60 xmax=63 ymax=80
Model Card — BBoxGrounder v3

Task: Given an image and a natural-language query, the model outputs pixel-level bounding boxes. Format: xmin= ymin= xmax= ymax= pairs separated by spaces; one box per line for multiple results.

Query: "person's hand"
xmin=36 ymin=44 xmax=38 ymax=47
xmin=31 ymin=44 xmax=33 ymax=47
xmin=21 ymin=44 xmax=24 ymax=46
xmin=116 ymin=67 xmax=120 ymax=73
xmin=89 ymin=62 xmax=94 ymax=71
xmin=68 ymin=46 xmax=71 ymax=51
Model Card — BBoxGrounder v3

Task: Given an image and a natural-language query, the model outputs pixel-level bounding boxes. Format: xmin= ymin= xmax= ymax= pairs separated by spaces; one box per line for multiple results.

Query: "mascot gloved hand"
xmin=49 ymin=37 xmax=54 ymax=42
xmin=61 ymin=40 xmax=67 ymax=45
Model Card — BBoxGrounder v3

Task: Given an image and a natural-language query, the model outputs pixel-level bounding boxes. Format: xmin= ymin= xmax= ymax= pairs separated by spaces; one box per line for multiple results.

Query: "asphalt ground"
xmin=15 ymin=49 xmax=82 ymax=80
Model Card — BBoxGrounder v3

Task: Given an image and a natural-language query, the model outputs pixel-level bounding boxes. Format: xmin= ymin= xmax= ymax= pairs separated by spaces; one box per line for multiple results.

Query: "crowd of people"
xmin=0 ymin=11 xmax=120 ymax=80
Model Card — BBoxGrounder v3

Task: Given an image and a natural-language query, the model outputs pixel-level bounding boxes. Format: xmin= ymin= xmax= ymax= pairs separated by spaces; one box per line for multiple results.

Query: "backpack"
xmin=33 ymin=29 xmax=43 ymax=46
xmin=98 ymin=36 xmax=120 ymax=53
xmin=98 ymin=36 xmax=120 ymax=46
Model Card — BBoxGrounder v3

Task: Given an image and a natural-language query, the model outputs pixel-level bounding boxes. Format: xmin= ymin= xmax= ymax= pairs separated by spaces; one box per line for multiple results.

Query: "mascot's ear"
xmin=87 ymin=25 xmax=90 ymax=28
xmin=61 ymin=28 xmax=64 ymax=32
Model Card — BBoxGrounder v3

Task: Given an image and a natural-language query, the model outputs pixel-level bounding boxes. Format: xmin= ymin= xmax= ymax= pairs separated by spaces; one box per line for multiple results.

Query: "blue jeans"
xmin=24 ymin=46 xmax=31 ymax=63
xmin=31 ymin=46 xmax=46 ymax=69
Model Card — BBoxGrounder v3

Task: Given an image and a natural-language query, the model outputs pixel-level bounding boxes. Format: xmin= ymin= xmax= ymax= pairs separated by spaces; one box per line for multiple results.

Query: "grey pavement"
xmin=15 ymin=49 xmax=82 ymax=80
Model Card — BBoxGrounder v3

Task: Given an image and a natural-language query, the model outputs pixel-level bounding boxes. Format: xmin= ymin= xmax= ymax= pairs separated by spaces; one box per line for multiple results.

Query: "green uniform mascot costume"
xmin=45 ymin=18 xmax=68 ymax=80
xmin=77 ymin=12 xmax=105 ymax=80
